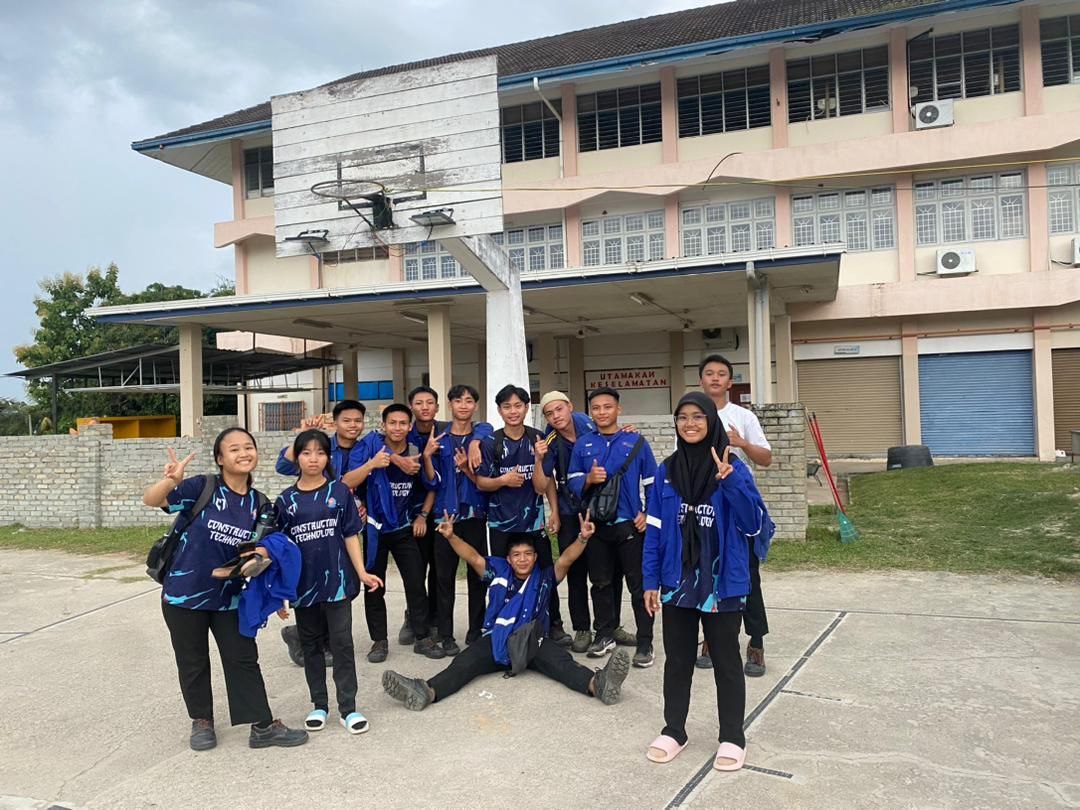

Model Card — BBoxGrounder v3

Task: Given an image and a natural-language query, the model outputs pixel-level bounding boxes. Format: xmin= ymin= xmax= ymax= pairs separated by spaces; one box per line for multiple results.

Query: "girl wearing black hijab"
xmin=642 ymin=392 xmax=773 ymax=771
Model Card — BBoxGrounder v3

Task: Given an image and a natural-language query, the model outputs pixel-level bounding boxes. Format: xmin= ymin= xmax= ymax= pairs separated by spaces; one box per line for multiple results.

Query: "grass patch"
xmin=0 ymin=524 xmax=166 ymax=558
xmin=768 ymin=462 xmax=1080 ymax=579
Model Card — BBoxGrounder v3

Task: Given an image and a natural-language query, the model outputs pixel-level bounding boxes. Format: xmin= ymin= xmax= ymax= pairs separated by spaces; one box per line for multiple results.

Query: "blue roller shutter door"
xmin=918 ymin=350 xmax=1035 ymax=456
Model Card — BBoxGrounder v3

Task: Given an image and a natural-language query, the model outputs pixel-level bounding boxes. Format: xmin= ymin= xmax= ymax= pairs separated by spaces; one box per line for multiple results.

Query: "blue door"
xmin=918 ymin=350 xmax=1035 ymax=456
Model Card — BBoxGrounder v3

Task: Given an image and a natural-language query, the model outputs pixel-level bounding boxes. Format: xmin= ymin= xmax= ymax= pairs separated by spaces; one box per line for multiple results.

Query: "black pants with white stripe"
xmin=427 ymin=634 xmax=592 ymax=702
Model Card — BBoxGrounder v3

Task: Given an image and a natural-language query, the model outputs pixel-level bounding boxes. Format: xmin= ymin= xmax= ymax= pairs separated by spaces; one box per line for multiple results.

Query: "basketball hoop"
xmin=311 ymin=179 xmax=394 ymax=229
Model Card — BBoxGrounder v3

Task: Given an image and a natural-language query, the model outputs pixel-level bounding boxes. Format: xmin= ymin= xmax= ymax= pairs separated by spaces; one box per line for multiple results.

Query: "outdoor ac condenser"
xmin=936 ymin=247 xmax=976 ymax=276
xmin=913 ymin=99 xmax=955 ymax=130
xmin=1072 ymin=236 xmax=1080 ymax=266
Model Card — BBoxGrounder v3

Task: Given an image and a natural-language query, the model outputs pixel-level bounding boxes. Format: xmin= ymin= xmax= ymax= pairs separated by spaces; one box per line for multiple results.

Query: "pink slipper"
xmin=646 ymin=734 xmax=687 ymax=763
xmin=713 ymin=741 xmax=746 ymax=771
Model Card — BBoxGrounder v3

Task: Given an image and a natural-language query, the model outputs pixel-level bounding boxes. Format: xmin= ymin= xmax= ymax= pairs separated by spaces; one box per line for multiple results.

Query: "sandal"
xmin=212 ymin=551 xmax=270 ymax=580
xmin=646 ymin=734 xmax=687 ymax=763
xmin=713 ymin=741 xmax=746 ymax=772
xmin=305 ymin=709 xmax=327 ymax=731
xmin=341 ymin=711 xmax=369 ymax=735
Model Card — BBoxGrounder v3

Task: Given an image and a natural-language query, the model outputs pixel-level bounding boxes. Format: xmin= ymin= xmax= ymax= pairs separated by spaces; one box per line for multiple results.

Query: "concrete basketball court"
xmin=1 ymin=548 xmax=1077 ymax=809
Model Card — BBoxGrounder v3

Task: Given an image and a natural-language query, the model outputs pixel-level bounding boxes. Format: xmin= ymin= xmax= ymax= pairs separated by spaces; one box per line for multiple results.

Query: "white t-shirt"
xmin=717 ymin=401 xmax=770 ymax=473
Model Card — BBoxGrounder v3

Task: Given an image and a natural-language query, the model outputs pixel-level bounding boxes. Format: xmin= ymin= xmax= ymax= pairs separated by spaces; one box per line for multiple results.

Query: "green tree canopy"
xmin=13 ymin=264 xmax=235 ymax=432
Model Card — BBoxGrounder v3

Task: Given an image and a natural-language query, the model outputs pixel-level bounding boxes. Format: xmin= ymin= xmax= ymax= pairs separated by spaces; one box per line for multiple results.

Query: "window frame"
xmin=908 ymin=25 xmax=1022 ymax=104
xmin=404 ymin=224 xmax=565 ymax=281
xmin=582 ymin=210 xmax=665 ymax=267
xmin=577 ymin=83 xmax=663 ymax=153
xmin=1040 ymin=15 xmax=1080 ymax=86
xmin=787 ymin=46 xmax=890 ymax=123
xmin=500 ymin=100 xmax=562 ymax=164
xmin=912 ymin=171 xmax=1027 ymax=247
xmin=677 ymin=65 xmax=772 ymax=138
xmin=791 ymin=187 xmax=896 ymax=252
xmin=680 ymin=197 xmax=776 ymax=257
xmin=243 ymin=146 xmax=274 ymax=199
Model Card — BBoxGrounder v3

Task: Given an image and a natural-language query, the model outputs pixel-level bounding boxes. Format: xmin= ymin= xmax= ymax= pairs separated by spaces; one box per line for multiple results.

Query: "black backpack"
xmin=492 ymin=426 xmax=544 ymax=466
xmin=585 ymin=435 xmax=645 ymax=525
xmin=551 ymin=434 xmax=585 ymax=515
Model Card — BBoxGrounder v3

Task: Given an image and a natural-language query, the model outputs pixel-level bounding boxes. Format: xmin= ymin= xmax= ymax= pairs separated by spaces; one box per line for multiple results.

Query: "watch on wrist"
xmin=419 ymin=510 xmax=430 ymax=519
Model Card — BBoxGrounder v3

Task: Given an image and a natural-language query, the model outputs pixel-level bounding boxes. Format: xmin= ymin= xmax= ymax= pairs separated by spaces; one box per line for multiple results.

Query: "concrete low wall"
xmin=0 ymin=409 xmax=807 ymax=538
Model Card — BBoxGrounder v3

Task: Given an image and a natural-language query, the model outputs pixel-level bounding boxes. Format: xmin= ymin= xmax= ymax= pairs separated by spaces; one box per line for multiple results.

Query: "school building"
xmin=92 ymin=0 xmax=1080 ymax=459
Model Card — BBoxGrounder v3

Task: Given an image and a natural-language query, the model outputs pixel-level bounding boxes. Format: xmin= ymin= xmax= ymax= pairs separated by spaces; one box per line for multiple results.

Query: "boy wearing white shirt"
xmin=698 ymin=354 xmax=772 ymax=676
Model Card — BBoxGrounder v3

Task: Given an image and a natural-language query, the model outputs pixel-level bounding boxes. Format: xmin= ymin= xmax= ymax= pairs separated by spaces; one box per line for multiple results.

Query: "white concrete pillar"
xmin=536 ymin=334 xmax=558 ymax=395
xmin=427 ymin=306 xmax=453 ymax=420
xmin=568 ymin=336 xmax=586 ymax=407
xmin=901 ymin=322 xmax=922 ymax=445
xmin=774 ymin=315 xmax=795 ymax=403
xmin=178 ymin=324 xmax=204 ymax=437
xmin=391 ymin=349 xmax=407 ymax=403
xmin=339 ymin=347 xmax=358 ymax=403
xmin=745 ymin=266 xmax=773 ymax=404
xmin=477 ymin=341 xmax=487 ymax=422
xmin=1033 ymin=311 xmax=1056 ymax=461
xmin=668 ymin=331 xmax=685 ymax=410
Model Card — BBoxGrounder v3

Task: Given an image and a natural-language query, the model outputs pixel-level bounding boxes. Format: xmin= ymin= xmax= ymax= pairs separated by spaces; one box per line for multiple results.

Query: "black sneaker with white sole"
xmin=382 ymin=670 xmax=433 ymax=711
xmin=248 ymin=720 xmax=308 ymax=749
xmin=587 ymin=635 xmax=616 ymax=658
xmin=592 ymin=649 xmax=631 ymax=705
xmin=632 ymin=642 xmax=655 ymax=668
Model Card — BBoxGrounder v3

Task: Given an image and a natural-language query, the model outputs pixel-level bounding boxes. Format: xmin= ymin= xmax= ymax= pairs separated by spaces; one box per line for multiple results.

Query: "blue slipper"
xmin=341 ymin=711 xmax=369 ymax=734
xmin=304 ymin=709 xmax=327 ymax=731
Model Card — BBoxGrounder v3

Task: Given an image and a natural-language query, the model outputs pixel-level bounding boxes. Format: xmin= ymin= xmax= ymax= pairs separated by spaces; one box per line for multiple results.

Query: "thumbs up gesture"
xmin=163 ymin=447 xmax=196 ymax=485
xmin=711 ymin=445 xmax=733 ymax=481
xmin=586 ymin=457 xmax=607 ymax=485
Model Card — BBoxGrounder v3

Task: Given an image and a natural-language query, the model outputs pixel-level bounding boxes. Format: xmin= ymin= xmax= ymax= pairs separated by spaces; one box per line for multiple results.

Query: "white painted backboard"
xmin=272 ymin=56 xmax=503 ymax=257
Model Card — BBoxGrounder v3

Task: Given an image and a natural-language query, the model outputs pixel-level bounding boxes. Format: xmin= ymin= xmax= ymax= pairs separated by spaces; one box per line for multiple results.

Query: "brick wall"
xmin=0 ymin=409 xmax=807 ymax=538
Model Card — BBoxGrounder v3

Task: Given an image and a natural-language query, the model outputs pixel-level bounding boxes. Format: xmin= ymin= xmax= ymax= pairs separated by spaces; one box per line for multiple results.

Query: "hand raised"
xmin=726 ymin=425 xmax=745 ymax=448
xmin=395 ymin=454 xmax=422 ymax=475
xmin=533 ymin=437 xmax=549 ymax=461
xmin=436 ymin=510 xmax=456 ymax=539
xmin=453 ymin=447 xmax=469 ymax=472
xmin=368 ymin=448 xmax=392 ymax=469
xmin=711 ymin=445 xmax=733 ymax=480
xmin=467 ymin=440 xmax=482 ymax=473
xmin=163 ymin=447 xmax=196 ymax=484
xmin=586 ymin=458 xmax=607 ymax=485
xmin=578 ymin=508 xmax=596 ymax=542
xmin=423 ymin=431 xmax=447 ymax=459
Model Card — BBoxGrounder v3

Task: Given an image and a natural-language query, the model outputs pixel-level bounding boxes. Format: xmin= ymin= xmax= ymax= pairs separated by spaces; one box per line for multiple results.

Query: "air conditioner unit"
xmin=1073 ymin=236 xmax=1080 ymax=266
xmin=936 ymin=247 xmax=975 ymax=276
xmin=913 ymin=99 xmax=954 ymax=130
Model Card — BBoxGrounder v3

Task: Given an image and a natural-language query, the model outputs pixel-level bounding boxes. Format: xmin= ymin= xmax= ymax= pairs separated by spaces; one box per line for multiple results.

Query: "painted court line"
xmin=666 ymin=611 xmax=847 ymax=808
xmin=0 ymin=588 xmax=158 ymax=644
xmin=771 ymin=605 xmax=1080 ymax=626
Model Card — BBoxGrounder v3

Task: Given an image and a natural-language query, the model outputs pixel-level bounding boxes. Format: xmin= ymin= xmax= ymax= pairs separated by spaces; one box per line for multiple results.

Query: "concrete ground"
xmin=1 ymin=549 xmax=1078 ymax=809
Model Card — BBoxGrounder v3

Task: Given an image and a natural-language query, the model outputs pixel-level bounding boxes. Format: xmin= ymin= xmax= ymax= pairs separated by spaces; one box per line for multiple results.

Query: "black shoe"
xmin=382 ymin=670 xmax=433 ymax=711
xmin=548 ymin=625 xmax=572 ymax=647
xmin=441 ymin=637 xmax=461 ymax=656
xmin=592 ymin=649 xmax=631 ymax=705
xmin=367 ymin=639 xmax=388 ymax=664
xmin=189 ymin=719 xmax=216 ymax=751
xmin=248 ymin=720 xmax=308 ymax=749
xmin=632 ymin=642 xmax=655 ymax=668
xmin=465 ymin=631 xmax=482 ymax=646
xmin=398 ymin=612 xmax=415 ymax=646
xmin=744 ymin=645 xmax=766 ymax=677
xmin=413 ymin=636 xmax=447 ymax=659
xmin=571 ymin=630 xmax=592 ymax=654
xmin=281 ymin=625 xmax=304 ymax=667
xmin=587 ymin=635 xmax=616 ymax=658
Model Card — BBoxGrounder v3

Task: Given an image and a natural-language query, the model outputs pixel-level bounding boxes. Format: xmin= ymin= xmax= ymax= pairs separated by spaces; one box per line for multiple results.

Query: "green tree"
xmin=13 ymin=264 xmax=233 ymax=432
xmin=0 ymin=397 xmax=39 ymax=436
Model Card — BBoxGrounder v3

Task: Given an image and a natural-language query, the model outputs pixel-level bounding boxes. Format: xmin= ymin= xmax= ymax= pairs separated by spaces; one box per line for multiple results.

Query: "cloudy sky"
xmin=0 ymin=0 xmax=712 ymax=400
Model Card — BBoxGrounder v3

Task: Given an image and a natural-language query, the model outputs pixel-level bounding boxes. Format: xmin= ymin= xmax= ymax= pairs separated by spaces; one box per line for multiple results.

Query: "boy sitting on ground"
xmin=382 ymin=510 xmax=631 ymax=710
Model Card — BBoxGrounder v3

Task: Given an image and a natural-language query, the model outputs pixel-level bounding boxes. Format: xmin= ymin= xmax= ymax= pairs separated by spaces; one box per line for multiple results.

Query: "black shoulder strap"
xmin=255 ymin=489 xmax=269 ymax=509
xmin=616 ymin=435 xmax=645 ymax=477
xmin=493 ymin=428 xmax=506 ymax=465
xmin=174 ymin=475 xmax=217 ymax=535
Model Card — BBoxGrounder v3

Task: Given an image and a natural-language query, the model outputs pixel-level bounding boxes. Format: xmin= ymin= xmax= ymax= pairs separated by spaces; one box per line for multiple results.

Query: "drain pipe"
xmin=747 ymin=260 xmax=768 ymax=403
xmin=533 ymin=76 xmax=564 ymax=178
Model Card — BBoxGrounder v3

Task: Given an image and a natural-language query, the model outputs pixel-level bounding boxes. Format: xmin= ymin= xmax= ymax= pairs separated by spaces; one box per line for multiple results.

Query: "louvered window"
xmin=578 ymin=84 xmax=662 ymax=152
xmin=908 ymin=26 xmax=1021 ymax=103
xmin=787 ymin=46 xmax=889 ymax=123
xmin=501 ymin=101 xmax=561 ymax=163
xmin=677 ymin=65 xmax=771 ymax=137
xmin=1040 ymin=16 xmax=1080 ymax=86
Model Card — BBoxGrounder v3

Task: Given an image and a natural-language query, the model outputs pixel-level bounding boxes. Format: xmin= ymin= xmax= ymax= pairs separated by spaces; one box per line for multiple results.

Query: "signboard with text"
xmin=585 ymin=367 xmax=669 ymax=390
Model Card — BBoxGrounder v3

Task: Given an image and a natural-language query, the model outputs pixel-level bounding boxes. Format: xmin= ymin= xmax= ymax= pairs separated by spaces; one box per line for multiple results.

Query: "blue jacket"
xmin=567 ymin=429 xmax=657 ymax=523
xmin=237 ymin=531 xmax=301 ymax=638
xmin=355 ymin=434 xmax=428 ymax=567
xmin=642 ymin=459 xmax=774 ymax=599
xmin=423 ymin=422 xmax=493 ymax=518
xmin=275 ymin=433 xmax=366 ymax=492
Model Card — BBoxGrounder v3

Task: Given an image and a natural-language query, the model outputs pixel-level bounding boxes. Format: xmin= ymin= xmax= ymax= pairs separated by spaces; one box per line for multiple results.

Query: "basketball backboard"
xmin=271 ymin=56 xmax=503 ymax=258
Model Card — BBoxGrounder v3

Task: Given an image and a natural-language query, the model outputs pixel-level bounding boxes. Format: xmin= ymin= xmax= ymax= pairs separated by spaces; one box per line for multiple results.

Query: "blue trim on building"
xmin=91 ymin=253 xmax=838 ymax=324
xmin=133 ymin=0 xmax=1019 ymax=153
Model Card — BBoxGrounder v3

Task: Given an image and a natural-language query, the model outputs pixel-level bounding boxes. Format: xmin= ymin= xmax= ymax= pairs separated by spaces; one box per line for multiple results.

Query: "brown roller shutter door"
xmin=796 ymin=356 xmax=903 ymax=456
xmin=1052 ymin=348 xmax=1080 ymax=452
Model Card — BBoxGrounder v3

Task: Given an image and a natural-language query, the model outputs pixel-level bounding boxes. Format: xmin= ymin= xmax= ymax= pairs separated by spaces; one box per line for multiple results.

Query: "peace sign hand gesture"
xmin=423 ymin=431 xmax=448 ymax=460
xmin=578 ymin=508 xmax=596 ymax=542
xmin=163 ymin=447 xmax=196 ymax=485
xmin=711 ymin=445 xmax=733 ymax=481
xmin=436 ymin=510 xmax=456 ymax=539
